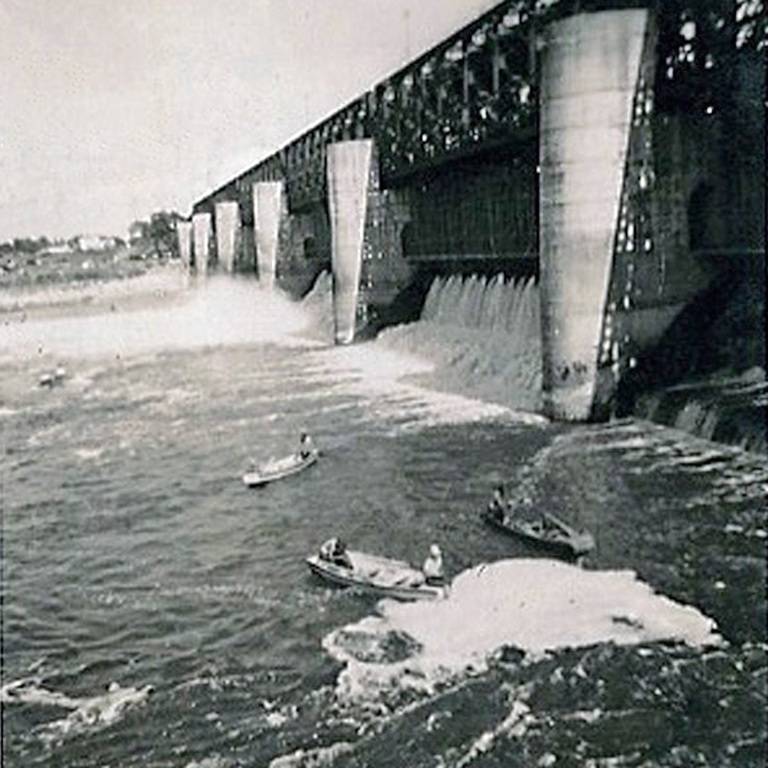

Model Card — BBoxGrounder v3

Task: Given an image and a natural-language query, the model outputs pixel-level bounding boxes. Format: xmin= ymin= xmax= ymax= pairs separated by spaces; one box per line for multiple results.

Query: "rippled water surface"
xmin=2 ymin=275 xmax=766 ymax=767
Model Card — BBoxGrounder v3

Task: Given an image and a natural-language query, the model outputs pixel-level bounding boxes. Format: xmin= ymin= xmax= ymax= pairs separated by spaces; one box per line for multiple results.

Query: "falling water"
xmin=379 ymin=273 xmax=542 ymax=412
xmin=632 ymin=367 xmax=767 ymax=453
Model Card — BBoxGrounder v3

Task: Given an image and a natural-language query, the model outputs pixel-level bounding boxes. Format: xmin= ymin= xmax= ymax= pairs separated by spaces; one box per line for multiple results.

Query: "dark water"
xmin=1 ymin=274 xmax=766 ymax=767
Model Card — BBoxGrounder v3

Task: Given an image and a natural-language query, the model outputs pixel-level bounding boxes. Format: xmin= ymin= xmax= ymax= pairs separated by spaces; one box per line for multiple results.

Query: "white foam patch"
xmin=323 ymin=559 xmax=722 ymax=702
xmin=269 ymin=741 xmax=355 ymax=768
xmin=455 ymin=697 xmax=534 ymax=767
xmin=2 ymin=679 xmax=153 ymax=743
xmin=1 ymin=679 xmax=80 ymax=708
xmin=184 ymin=756 xmax=235 ymax=768
xmin=74 ymin=447 xmax=104 ymax=461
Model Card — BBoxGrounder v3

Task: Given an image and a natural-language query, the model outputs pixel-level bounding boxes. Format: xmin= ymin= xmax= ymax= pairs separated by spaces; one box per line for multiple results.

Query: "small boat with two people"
xmin=482 ymin=485 xmax=595 ymax=559
xmin=306 ymin=538 xmax=447 ymax=601
xmin=242 ymin=432 xmax=319 ymax=487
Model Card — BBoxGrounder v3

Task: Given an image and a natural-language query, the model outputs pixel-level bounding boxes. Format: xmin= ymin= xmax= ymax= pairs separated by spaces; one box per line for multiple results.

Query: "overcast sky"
xmin=0 ymin=0 xmax=498 ymax=240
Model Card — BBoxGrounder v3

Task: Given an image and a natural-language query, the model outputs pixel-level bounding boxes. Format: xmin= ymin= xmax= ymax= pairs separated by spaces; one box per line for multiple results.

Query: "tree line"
xmin=1 ymin=210 xmax=184 ymax=259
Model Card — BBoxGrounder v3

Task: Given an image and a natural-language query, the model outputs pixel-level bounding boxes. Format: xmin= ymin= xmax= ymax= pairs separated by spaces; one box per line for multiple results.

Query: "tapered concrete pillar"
xmin=539 ymin=8 xmax=649 ymax=420
xmin=253 ymin=181 xmax=283 ymax=291
xmin=327 ymin=140 xmax=373 ymax=345
xmin=176 ymin=220 xmax=192 ymax=270
xmin=192 ymin=212 xmax=211 ymax=276
xmin=214 ymin=201 xmax=240 ymax=273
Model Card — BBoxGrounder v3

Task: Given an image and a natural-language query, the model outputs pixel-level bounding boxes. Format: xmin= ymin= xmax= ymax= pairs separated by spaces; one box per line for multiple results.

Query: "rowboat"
xmin=481 ymin=508 xmax=595 ymax=559
xmin=306 ymin=550 xmax=445 ymax=601
xmin=38 ymin=367 xmax=66 ymax=388
xmin=242 ymin=450 xmax=318 ymax=487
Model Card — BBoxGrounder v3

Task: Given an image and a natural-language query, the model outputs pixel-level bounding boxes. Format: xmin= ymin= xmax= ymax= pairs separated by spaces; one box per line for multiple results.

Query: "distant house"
xmin=128 ymin=222 xmax=148 ymax=245
xmin=41 ymin=242 xmax=72 ymax=255
xmin=74 ymin=235 xmax=118 ymax=252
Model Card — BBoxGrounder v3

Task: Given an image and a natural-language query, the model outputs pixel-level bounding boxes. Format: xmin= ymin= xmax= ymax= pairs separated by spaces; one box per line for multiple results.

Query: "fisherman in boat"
xmin=422 ymin=543 xmax=444 ymax=586
xmin=298 ymin=432 xmax=315 ymax=460
xmin=488 ymin=484 xmax=507 ymax=523
xmin=319 ymin=537 xmax=352 ymax=569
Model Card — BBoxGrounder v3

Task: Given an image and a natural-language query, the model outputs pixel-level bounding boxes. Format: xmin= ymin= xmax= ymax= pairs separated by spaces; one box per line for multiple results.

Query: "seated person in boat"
xmin=319 ymin=537 xmax=352 ymax=569
xmin=487 ymin=485 xmax=507 ymax=522
xmin=422 ymin=543 xmax=445 ymax=586
xmin=298 ymin=432 xmax=315 ymax=460
xmin=525 ymin=514 xmax=566 ymax=542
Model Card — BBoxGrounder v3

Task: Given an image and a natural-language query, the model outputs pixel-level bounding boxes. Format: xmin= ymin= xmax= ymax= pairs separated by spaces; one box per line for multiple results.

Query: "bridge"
xmin=180 ymin=0 xmax=765 ymax=421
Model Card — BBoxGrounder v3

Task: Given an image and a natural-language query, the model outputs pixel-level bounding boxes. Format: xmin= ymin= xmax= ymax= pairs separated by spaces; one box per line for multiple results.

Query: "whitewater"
xmin=1 ymin=269 xmax=765 ymax=767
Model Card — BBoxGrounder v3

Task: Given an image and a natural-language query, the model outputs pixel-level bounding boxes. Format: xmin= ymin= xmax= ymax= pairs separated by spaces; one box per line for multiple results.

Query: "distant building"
xmin=73 ymin=235 xmax=118 ymax=252
xmin=128 ymin=222 xmax=148 ymax=245
xmin=42 ymin=242 xmax=72 ymax=255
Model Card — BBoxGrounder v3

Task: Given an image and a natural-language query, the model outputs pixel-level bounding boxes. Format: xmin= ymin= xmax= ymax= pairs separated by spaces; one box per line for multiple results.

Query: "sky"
xmin=1 ymin=0 xmax=499 ymax=241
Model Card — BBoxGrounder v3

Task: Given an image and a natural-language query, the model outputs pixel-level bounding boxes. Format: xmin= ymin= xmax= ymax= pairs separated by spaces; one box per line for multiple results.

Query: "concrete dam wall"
xmin=186 ymin=1 xmax=764 ymax=425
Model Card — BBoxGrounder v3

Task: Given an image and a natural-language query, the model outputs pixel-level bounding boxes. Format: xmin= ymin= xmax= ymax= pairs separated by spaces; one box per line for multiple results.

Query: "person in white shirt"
xmin=422 ymin=543 xmax=444 ymax=586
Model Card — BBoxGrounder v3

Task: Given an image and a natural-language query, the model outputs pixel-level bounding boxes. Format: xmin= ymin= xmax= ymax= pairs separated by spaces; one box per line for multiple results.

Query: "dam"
xmin=183 ymin=0 xmax=765 ymax=422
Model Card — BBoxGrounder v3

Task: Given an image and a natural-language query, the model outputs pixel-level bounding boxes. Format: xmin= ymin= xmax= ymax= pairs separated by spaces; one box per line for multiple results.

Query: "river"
xmin=1 ymin=269 xmax=765 ymax=767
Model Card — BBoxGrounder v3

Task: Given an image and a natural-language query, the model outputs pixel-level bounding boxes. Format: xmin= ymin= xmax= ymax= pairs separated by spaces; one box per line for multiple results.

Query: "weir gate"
xmin=186 ymin=0 xmax=765 ymax=421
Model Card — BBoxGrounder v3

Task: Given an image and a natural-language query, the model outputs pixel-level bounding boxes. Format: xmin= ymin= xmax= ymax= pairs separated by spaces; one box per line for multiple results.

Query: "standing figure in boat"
xmin=319 ymin=537 xmax=352 ymax=569
xmin=298 ymin=432 xmax=315 ymax=460
xmin=488 ymin=484 xmax=507 ymax=523
xmin=422 ymin=543 xmax=444 ymax=586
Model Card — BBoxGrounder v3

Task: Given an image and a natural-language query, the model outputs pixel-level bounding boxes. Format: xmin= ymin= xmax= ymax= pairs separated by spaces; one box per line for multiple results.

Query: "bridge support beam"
xmin=327 ymin=139 xmax=374 ymax=345
xmin=539 ymin=8 xmax=650 ymax=420
xmin=214 ymin=201 xmax=241 ymax=273
xmin=254 ymin=181 xmax=283 ymax=291
xmin=192 ymin=212 xmax=212 ymax=276
xmin=176 ymin=220 xmax=192 ymax=271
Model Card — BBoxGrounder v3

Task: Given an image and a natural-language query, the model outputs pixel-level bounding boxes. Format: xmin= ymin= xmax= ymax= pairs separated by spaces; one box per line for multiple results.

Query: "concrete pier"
xmin=176 ymin=220 xmax=192 ymax=270
xmin=254 ymin=181 xmax=283 ymax=291
xmin=214 ymin=201 xmax=240 ymax=273
xmin=192 ymin=212 xmax=212 ymax=276
xmin=327 ymin=140 xmax=373 ymax=345
xmin=539 ymin=8 xmax=649 ymax=420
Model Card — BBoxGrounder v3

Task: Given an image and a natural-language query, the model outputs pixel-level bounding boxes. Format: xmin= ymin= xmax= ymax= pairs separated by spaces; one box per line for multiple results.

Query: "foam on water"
xmin=74 ymin=446 xmax=105 ymax=461
xmin=4 ymin=268 xmax=545 ymax=436
xmin=0 ymin=276 xmax=314 ymax=364
xmin=453 ymin=696 xmax=534 ymax=768
xmin=269 ymin=742 xmax=356 ymax=768
xmin=1 ymin=679 xmax=153 ymax=744
xmin=306 ymin=342 xmax=546 ymax=433
xmin=379 ymin=274 xmax=543 ymax=413
xmin=295 ymin=270 xmax=545 ymax=428
xmin=323 ymin=559 xmax=722 ymax=702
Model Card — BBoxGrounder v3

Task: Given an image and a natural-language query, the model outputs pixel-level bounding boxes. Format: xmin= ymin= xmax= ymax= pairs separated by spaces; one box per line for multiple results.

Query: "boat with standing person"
xmin=242 ymin=432 xmax=319 ymax=487
xmin=242 ymin=449 xmax=318 ymax=487
xmin=481 ymin=506 xmax=595 ymax=559
xmin=306 ymin=539 xmax=446 ymax=601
